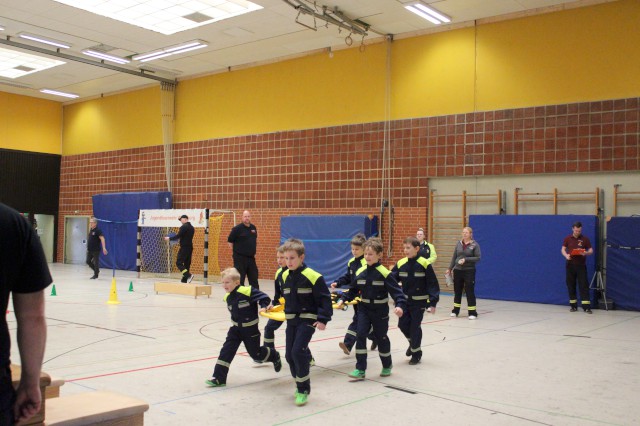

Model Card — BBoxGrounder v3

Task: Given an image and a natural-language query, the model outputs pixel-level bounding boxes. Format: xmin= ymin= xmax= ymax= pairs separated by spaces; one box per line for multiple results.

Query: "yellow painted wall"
xmin=175 ymin=44 xmax=386 ymax=143
xmin=62 ymin=87 xmax=161 ymax=155
xmin=0 ymin=92 xmax=61 ymax=154
xmin=476 ymin=0 xmax=640 ymax=110
xmin=15 ymin=0 xmax=634 ymax=154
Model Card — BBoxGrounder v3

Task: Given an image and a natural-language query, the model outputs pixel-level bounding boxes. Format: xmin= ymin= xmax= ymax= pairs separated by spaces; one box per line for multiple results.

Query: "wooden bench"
xmin=11 ymin=364 xmax=50 ymax=426
xmin=45 ymin=391 xmax=149 ymax=426
xmin=154 ymin=282 xmax=212 ymax=299
xmin=45 ymin=376 xmax=65 ymax=399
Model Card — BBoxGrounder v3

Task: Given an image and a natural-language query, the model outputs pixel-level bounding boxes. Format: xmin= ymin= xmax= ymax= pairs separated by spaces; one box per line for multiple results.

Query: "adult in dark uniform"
xmin=87 ymin=217 xmax=107 ymax=279
xmin=1 ymin=203 xmax=52 ymax=426
xmin=227 ymin=210 xmax=259 ymax=288
xmin=165 ymin=215 xmax=195 ymax=283
xmin=561 ymin=221 xmax=593 ymax=313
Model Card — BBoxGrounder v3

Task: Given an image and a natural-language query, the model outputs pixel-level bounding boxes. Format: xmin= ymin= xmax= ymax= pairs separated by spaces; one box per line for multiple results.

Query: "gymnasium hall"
xmin=2 ymin=1 xmax=639 ymax=425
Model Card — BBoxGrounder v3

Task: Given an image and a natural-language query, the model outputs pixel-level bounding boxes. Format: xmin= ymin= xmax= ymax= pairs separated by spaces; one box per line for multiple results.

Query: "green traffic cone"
xmin=50 ymin=284 xmax=57 ymax=296
xmin=128 ymin=281 xmax=134 ymax=292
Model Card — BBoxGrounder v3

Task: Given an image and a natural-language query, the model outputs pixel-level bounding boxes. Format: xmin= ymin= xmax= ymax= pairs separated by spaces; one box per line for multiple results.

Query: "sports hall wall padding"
xmin=92 ymin=192 xmax=172 ymax=271
xmin=469 ymin=215 xmax=597 ymax=306
xmin=280 ymin=215 xmax=378 ymax=283
xmin=605 ymin=217 xmax=640 ymax=311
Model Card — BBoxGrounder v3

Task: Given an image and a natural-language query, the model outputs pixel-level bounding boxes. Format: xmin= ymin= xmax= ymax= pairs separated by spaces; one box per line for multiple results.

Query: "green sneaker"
xmin=295 ymin=391 xmax=309 ymax=406
xmin=380 ymin=367 xmax=392 ymax=377
xmin=348 ymin=369 xmax=365 ymax=379
xmin=205 ymin=378 xmax=226 ymax=387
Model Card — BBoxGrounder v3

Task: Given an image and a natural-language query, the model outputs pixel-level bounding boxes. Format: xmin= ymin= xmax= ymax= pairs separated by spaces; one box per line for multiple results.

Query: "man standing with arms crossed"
xmin=1 ymin=203 xmax=51 ymax=425
xmin=228 ymin=210 xmax=259 ymax=288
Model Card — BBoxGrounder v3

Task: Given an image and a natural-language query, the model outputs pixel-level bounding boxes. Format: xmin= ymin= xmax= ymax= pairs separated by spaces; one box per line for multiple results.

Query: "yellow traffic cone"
xmin=107 ymin=277 xmax=121 ymax=305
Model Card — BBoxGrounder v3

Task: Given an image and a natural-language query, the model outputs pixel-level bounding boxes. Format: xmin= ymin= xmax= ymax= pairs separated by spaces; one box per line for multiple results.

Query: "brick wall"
xmin=57 ymin=97 xmax=639 ymax=276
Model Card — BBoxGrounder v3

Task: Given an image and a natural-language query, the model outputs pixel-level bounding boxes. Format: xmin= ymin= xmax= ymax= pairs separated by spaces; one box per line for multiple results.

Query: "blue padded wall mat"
xmin=280 ymin=215 xmax=378 ymax=283
xmin=469 ymin=215 xmax=597 ymax=306
xmin=605 ymin=217 xmax=640 ymax=311
xmin=92 ymin=191 xmax=171 ymax=271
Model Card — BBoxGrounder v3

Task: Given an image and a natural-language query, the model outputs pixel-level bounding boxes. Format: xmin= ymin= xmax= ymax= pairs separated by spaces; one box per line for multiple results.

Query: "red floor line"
xmin=68 ymin=313 xmax=476 ymax=382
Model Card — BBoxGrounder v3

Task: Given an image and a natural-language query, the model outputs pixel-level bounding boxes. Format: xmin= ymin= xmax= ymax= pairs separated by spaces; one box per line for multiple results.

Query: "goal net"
xmin=137 ymin=209 xmax=235 ymax=283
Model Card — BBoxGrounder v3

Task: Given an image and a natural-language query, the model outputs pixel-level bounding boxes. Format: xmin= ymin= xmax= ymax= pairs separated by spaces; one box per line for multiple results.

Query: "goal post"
xmin=137 ymin=209 xmax=235 ymax=284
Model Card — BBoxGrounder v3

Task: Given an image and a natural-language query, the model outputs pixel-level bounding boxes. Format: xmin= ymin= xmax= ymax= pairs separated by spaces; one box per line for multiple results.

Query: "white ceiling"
xmin=0 ymin=0 xmax=592 ymax=102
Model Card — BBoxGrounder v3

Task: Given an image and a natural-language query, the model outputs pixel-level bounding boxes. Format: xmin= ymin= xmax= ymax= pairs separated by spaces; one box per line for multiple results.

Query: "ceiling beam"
xmin=0 ymin=37 xmax=176 ymax=85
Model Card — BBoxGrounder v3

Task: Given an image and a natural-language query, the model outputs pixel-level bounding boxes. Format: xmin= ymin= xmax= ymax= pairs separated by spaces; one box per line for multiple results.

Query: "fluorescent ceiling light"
xmin=82 ymin=49 xmax=130 ymax=64
xmin=133 ymin=40 xmax=208 ymax=62
xmin=53 ymin=0 xmax=264 ymax=35
xmin=18 ymin=32 xmax=71 ymax=49
xmin=0 ymin=46 xmax=65 ymax=79
xmin=40 ymin=89 xmax=79 ymax=99
xmin=405 ymin=2 xmax=451 ymax=25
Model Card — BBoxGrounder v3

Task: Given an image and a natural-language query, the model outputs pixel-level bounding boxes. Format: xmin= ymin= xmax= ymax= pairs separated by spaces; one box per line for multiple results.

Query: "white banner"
xmin=138 ymin=209 xmax=207 ymax=228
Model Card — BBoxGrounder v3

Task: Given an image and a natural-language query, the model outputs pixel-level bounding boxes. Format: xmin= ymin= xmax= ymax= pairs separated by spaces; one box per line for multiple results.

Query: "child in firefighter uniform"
xmin=392 ymin=236 xmax=440 ymax=365
xmin=205 ymin=267 xmax=282 ymax=387
xmin=281 ymin=238 xmax=333 ymax=406
xmin=263 ymin=245 xmax=287 ymax=349
xmin=330 ymin=233 xmax=372 ymax=355
xmin=337 ymin=237 xmax=406 ymax=380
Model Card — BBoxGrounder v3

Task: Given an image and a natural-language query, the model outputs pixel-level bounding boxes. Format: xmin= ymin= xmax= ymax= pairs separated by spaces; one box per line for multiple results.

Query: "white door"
xmin=64 ymin=216 xmax=89 ymax=264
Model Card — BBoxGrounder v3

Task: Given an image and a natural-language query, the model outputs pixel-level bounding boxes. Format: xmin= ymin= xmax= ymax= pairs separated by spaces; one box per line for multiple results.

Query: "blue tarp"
xmin=605 ymin=217 xmax=640 ymax=311
xmin=470 ymin=215 xmax=597 ymax=306
xmin=280 ymin=215 xmax=378 ymax=283
xmin=92 ymin=192 xmax=172 ymax=271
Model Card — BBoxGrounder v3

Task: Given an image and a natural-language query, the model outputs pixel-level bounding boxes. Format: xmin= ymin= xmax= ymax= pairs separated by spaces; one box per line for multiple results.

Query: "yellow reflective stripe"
xmin=299 ymin=313 xmax=318 ymax=320
xmin=357 ymin=279 xmax=366 ymax=285
xmin=298 ymin=288 xmax=312 ymax=294
xmin=374 ymin=298 xmax=389 ymax=304
xmin=181 ymin=269 xmax=188 ymax=274
xmin=283 ymin=288 xmax=291 ymax=294
xmin=356 ymin=265 xmax=367 ymax=275
xmin=379 ymin=351 xmax=391 ymax=357
xmin=355 ymin=349 xmax=368 ymax=355
xmin=361 ymin=298 xmax=371 ymax=303
xmin=237 ymin=286 xmax=252 ymax=297
xmin=261 ymin=347 xmax=271 ymax=362
xmin=411 ymin=347 xmax=421 ymax=353
xmin=216 ymin=360 xmax=231 ymax=368
xmin=581 ymin=301 xmax=591 ymax=305
xmin=295 ymin=375 xmax=310 ymax=382
xmin=417 ymin=257 xmax=429 ymax=269
xmin=397 ymin=257 xmax=409 ymax=268
xmin=282 ymin=270 xmax=290 ymax=281
xmin=569 ymin=299 xmax=577 ymax=303
xmin=411 ymin=295 xmax=429 ymax=300
xmin=347 ymin=257 xmax=355 ymax=266
xmin=223 ymin=293 xmax=229 ymax=302
xmin=375 ymin=264 xmax=391 ymax=278
xmin=263 ymin=338 xmax=274 ymax=343
xmin=453 ymin=303 xmax=462 ymax=307
xmin=285 ymin=313 xmax=296 ymax=319
xmin=372 ymin=280 xmax=385 ymax=286
xmin=468 ymin=306 xmax=477 ymax=311
xmin=346 ymin=330 xmax=357 ymax=337
xmin=414 ymin=272 xmax=426 ymax=277
xmin=301 ymin=267 xmax=322 ymax=285
xmin=398 ymin=272 xmax=408 ymax=277
xmin=275 ymin=267 xmax=283 ymax=280
xmin=232 ymin=318 xmax=259 ymax=327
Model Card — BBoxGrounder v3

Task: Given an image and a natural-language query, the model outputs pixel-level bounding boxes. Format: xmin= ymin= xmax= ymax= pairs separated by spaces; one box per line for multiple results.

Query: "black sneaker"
xmin=409 ymin=357 xmax=421 ymax=365
xmin=273 ymin=351 xmax=282 ymax=372
xmin=584 ymin=308 xmax=593 ymax=314
xmin=570 ymin=307 xmax=578 ymax=312
xmin=181 ymin=276 xmax=188 ymax=283
xmin=406 ymin=346 xmax=412 ymax=357
xmin=90 ymin=275 xmax=98 ymax=279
